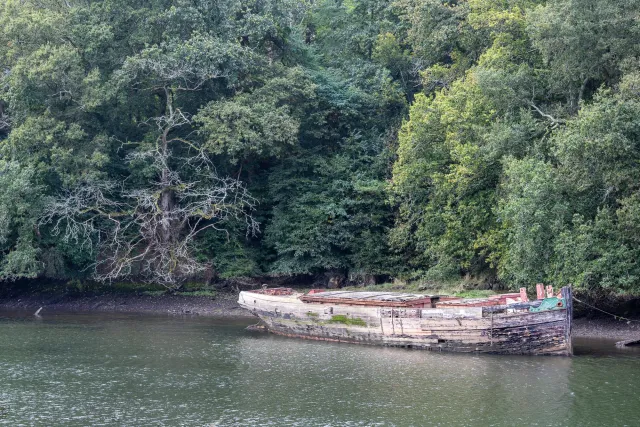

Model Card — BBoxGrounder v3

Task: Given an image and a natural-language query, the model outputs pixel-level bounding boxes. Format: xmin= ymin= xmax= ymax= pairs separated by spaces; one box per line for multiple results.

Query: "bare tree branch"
xmin=528 ymin=101 xmax=566 ymax=129
xmin=40 ymin=157 xmax=258 ymax=289
xmin=38 ymin=40 xmax=259 ymax=289
xmin=40 ymin=99 xmax=258 ymax=289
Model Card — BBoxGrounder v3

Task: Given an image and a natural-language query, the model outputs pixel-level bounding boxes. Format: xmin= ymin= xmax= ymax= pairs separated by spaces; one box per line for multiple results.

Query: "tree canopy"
xmin=1 ymin=0 xmax=639 ymax=295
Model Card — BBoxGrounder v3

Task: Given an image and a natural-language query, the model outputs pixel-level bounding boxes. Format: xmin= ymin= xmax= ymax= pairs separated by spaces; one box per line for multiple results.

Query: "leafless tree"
xmin=39 ymin=45 xmax=258 ymax=288
xmin=40 ymin=118 xmax=258 ymax=288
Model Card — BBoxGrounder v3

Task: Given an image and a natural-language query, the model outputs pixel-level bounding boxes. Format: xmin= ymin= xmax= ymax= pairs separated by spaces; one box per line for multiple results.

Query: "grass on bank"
xmin=10 ymin=279 xmax=219 ymax=298
xmin=88 ymin=281 xmax=218 ymax=297
xmin=138 ymin=282 xmax=218 ymax=297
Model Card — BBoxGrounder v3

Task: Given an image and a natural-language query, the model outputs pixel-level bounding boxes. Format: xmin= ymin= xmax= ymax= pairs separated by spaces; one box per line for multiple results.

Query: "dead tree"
xmin=39 ymin=128 xmax=258 ymax=288
xmin=39 ymin=40 xmax=258 ymax=288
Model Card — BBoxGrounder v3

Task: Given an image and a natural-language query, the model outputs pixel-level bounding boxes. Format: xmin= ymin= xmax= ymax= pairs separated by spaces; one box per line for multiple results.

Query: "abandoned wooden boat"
xmin=238 ymin=285 xmax=573 ymax=356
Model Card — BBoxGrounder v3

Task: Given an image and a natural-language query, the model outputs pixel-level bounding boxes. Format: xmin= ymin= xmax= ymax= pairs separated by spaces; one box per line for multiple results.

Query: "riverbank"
xmin=0 ymin=292 xmax=254 ymax=318
xmin=2 ymin=291 xmax=640 ymax=341
xmin=573 ymin=317 xmax=640 ymax=340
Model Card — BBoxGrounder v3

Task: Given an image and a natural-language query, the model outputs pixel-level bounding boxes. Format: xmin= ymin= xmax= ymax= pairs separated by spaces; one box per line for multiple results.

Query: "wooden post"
xmin=490 ymin=311 xmax=494 ymax=347
xmin=536 ymin=283 xmax=545 ymax=300
xmin=561 ymin=286 xmax=573 ymax=356
xmin=519 ymin=287 xmax=529 ymax=302
xmin=391 ymin=309 xmax=395 ymax=335
xmin=546 ymin=285 xmax=554 ymax=298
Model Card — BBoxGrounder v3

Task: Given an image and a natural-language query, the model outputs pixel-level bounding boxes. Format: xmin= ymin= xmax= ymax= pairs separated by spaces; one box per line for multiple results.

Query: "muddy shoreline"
xmin=572 ymin=317 xmax=640 ymax=341
xmin=0 ymin=292 xmax=255 ymax=318
xmin=2 ymin=293 xmax=639 ymax=341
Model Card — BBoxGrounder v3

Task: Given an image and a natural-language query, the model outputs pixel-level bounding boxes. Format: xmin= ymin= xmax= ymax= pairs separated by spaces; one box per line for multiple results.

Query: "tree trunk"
xmin=159 ymin=184 xmax=177 ymax=245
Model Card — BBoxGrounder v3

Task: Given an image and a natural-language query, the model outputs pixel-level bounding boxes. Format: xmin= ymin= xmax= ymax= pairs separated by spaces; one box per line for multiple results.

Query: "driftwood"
xmin=246 ymin=323 xmax=267 ymax=332
xmin=615 ymin=339 xmax=640 ymax=348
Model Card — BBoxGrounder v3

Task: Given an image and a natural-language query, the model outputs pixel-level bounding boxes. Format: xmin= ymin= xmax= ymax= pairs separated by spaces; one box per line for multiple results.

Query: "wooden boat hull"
xmin=238 ymin=289 xmax=572 ymax=356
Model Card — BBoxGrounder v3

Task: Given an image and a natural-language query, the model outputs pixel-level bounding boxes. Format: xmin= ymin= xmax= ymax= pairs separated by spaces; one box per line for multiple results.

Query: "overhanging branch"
xmin=528 ymin=101 xmax=566 ymax=129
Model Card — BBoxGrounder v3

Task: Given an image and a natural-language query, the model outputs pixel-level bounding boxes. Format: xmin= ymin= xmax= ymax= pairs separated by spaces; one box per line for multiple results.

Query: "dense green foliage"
xmin=1 ymin=0 xmax=639 ymax=295
xmin=391 ymin=0 xmax=640 ymax=295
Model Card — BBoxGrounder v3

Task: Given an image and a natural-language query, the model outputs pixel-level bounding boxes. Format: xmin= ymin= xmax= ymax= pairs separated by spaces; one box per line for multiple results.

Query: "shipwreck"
xmin=238 ymin=284 xmax=573 ymax=356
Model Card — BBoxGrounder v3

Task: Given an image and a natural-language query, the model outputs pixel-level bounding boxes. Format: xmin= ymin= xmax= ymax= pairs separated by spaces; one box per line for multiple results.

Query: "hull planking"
xmin=238 ymin=287 xmax=572 ymax=356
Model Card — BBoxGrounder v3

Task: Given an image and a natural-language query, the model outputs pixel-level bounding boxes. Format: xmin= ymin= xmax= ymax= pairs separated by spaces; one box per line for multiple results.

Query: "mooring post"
xmin=561 ymin=286 xmax=573 ymax=356
xmin=519 ymin=287 xmax=529 ymax=302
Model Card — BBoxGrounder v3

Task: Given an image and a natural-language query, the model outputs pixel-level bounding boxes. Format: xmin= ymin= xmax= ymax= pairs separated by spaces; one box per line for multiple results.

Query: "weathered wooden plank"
xmin=264 ymin=320 xmax=568 ymax=354
xmin=300 ymin=291 xmax=439 ymax=307
xmin=561 ymin=286 xmax=573 ymax=355
xmin=238 ymin=289 xmax=572 ymax=356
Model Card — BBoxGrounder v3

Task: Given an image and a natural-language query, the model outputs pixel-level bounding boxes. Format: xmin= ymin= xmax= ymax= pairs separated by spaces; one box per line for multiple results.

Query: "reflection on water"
xmin=0 ymin=310 xmax=639 ymax=426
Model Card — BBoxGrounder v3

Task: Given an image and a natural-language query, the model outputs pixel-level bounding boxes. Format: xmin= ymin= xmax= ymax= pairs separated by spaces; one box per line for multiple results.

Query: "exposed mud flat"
xmin=2 ymin=291 xmax=640 ymax=340
xmin=573 ymin=317 xmax=640 ymax=341
xmin=0 ymin=292 xmax=254 ymax=318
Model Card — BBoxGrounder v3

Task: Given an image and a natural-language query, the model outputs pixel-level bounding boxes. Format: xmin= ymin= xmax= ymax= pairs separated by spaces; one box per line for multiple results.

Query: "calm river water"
xmin=1 ymin=311 xmax=639 ymax=426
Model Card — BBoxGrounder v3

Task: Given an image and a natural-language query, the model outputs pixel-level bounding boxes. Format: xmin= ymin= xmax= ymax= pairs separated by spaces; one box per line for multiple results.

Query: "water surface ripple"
xmin=0 ymin=311 xmax=639 ymax=426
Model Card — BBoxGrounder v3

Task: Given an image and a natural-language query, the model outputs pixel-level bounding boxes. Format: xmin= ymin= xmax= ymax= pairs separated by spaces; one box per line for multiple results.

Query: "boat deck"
xmin=299 ymin=291 xmax=454 ymax=307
